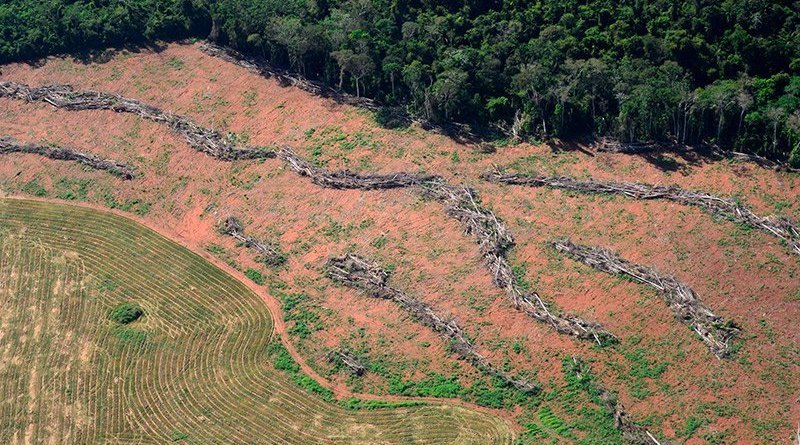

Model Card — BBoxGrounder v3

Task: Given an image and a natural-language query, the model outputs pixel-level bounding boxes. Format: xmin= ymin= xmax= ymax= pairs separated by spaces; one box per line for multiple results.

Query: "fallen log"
xmin=223 ymin=216 xmax=286 ymax=266
xmin=419 ymin=180 xmax=618 ymax=345
xmin=326 ymin=253 xmax=539 ymax=393
xmin=0 ymin=81 xmax=274 ymax=161
xmin=326 ymin=350 xmax=367 ymax=376
xmin=1 ymin=136 xmax=136 ymax=179
xmin=277 ymin=146 xmax=438 ymax=190
xmin=569 ymin=357 xmax=672 ymax=445
xmin=594 ymin=137 xmax=800 ymax=173
xmin=552 ymin=239 xmax=739 ymax=357
xmin=484 ymin=168 xmax=800 ymax=258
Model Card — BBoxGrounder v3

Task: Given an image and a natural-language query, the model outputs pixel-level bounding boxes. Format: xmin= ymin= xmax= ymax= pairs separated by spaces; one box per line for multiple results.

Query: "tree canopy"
xmin=2 ymin=0 xmax=798 ymax=163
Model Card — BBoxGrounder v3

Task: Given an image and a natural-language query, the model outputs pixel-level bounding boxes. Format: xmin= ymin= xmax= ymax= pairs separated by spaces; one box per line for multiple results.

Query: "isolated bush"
xmin=109 ymin=303 xmax=144 ymax=324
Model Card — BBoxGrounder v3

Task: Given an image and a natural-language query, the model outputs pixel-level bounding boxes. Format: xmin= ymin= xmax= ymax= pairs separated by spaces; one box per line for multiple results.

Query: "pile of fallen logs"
xmin=326 ymin=350 xmax=367 ymax=376
xmin=0 ymin=79 xmax=614 ymax=343
xmin=1 ymin=136 xmax=136 ymax=179
xmin=420 ymin=180 xmax=618 ymax=345
xmin=199 ymin=43 xmax=380 ymax=111
xmin=485 ymin=168 xmax=800 ymax=258
xmin=594 ymin=137 xmax=799 ymax=173
xmin=569 ymin=357 xmax=670 ymax=445
xmin=0 ymin=81 xmax=273 ymax=161
xmin=223 ymin=216 xmax=286 ymax=265
xmin=326 ymin=253 xmax=539 ymax=393
xmin=277 ymin=146 xmax=438 ymax=190
xmin=552 ymin=239 xmax=739 ymax=357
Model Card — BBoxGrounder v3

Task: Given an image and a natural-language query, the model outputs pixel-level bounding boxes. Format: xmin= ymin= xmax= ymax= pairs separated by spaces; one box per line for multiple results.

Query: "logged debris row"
xmin=0 ymin=81 xmax=272 ymax=161
xmin=485 ymin=168 xmax=800 ymax=258
xmin=223 ymin=216 xmax=285 ymax=266
xmin=274 ymin=148 xmax=615 ymax=343
xmin=0 ymin=79 xmax=613 ymax=343
xmin=594 ymin=137 xmax=800 ymax=173
xmin=553 ymin=239 xmax=739 ymax=357
xmin=276 ymin=146 xmax=438 ymax=189
xmin=200 ymin=43 xmax=379 ymax=111
xmin=1 ymin=136 xmax=136 ymax=179
xmin=419 ymin=181 xmax=618 ymax=345
xmin=326 ymin=253 xmax=539 ymax=393
xmin=569 ymin=357 xmax=670 ymax=445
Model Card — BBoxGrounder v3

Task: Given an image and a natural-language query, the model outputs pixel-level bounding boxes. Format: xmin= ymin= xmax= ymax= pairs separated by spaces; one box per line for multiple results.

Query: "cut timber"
xmin=552 ymin=239 xmax=739 ymax=358
xmin=485 ymin=168 xmax=800 ymax=258
xmin=1 ymin=136 xmax=136 ymax=179
xmin=0 ymin=81 xmax=273 ymax=161
xmin=326 ymin=253 xmax=539 ymax=393
xmin=419 ymin=180 xmax=618 ymax=345
xmin=568 ymin=357 xmax=673 ymax=445
xmin=594 ymin=137 xmax=799 ymax=173
xmin=223 ymin=216 xmax=285 ymax=266
xmin=327 ymin=350 xmax=367 ymax=376
xmin=277 ymin=146 xmax=438 ymax=190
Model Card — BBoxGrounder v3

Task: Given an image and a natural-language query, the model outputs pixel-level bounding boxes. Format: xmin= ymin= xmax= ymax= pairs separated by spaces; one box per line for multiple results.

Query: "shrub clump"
xmin=109 ymin=303 xmax=144 ymax=324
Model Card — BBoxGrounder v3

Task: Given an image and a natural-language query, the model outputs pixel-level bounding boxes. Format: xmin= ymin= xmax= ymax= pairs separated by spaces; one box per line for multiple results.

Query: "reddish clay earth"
xmin=1 ymin=42 xmax=798 ymax=443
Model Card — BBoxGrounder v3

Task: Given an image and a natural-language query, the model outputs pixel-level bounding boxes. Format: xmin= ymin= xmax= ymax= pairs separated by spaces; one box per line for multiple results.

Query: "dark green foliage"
xmin=3 ymin=0 xmax=799 ymax=161
xmin=109 ymin=303 xmax=144 ymax=324
xmin=339 ymin=397 xmax=425 ymax=410
xmin=280 ymin=293 xmax=323 ymax=339
xmin=266 ymin=342 xmax=334 ymax=401
xmin=244 ymin=268 xmax=265 ymax=285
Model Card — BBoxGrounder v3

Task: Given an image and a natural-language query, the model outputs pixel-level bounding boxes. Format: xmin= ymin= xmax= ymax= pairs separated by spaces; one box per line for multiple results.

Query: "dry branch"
xmin=0 ymin=81 xmax=274 ymax=161
xmin=276 ymin=145 xmax=614 ymax=343
xmin=277 ymin=146 xmax=438 ymax=190
xmin=223 ymin=216 xmax=285 ymax=266
xmin=419 ymin=180 xmax=618 ymax=345
xmin=326 ymin=253 xmax=539 ymax=393
xmin=1 ymin=136 xmax=136 ymax=179
xmin=569 ymin=357 xmax=671 ymax=445
xmin=553 ymin=239 xmax=739 ymax=357
xmin=485 ymin=168 xmax=800 ymax=258
xmin=199 ymin=43 xmax=379 ymax=111
xmin=594 ymin=137 xmax=800 ymax=173
xmin=199 ymin=42 xmax=489 ymax=147
xmin=327 ymin=350 xmax=367 ymax=376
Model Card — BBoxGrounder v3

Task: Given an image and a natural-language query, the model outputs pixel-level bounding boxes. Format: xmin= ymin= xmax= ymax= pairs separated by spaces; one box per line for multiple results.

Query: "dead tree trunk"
xmin=0 ymin=81 xmax=273 ymax=161
xmin=326 ymin=253 xmax=539 ymax=393
xmin=223 ymin=216 xmax=286 ymax=266
xmin=1 ymin=136 xmax=136 ymax=179
xmin=552 ymin=239 xmax=739 ymax=358
xmin=485 ymin=168 xmax=800 ymax=258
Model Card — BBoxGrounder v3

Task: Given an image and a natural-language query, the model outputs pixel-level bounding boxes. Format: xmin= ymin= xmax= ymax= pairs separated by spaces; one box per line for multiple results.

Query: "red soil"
xmin=1 ymin=42 xmax=798 ymax=443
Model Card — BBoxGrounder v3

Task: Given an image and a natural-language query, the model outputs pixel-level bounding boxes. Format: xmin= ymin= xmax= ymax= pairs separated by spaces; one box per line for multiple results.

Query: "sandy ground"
xmin=1 ymin=42 xmax=798 ymax=443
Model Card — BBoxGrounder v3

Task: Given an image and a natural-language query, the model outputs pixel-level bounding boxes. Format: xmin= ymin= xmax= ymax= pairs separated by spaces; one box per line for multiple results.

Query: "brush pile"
xmin=199 ymin=43 xmax=379 ymax=111
xmin=594 ymin=137 xmax=799 ymax=172
xmin=1 ymin=136 xmax=136 ymax=179
xmin=326 ymin=253 xmax=539 ymax=393
xmin=553 ymin=239 xmax=739 ymax=357
xmin=569 ymin=357 xmax=671 ymax=445
xmin=420 ymin=181 xmax=618 ymax=345
xmin=0 ymin=81 xmax=273 ymax=161
xmin=277 ymin=146 xmax=438 ymax=190
xmin=223 ymin=217 xmax=286 ymax=266
xmin=326 ymin=350 xmax=367 ymax=376
xmin=485 ymin=168 xmax=800 ymax=257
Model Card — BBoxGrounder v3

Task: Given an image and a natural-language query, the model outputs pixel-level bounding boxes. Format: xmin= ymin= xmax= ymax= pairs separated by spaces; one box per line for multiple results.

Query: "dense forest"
xmin=1 ymin=0 xmax=799 ymax=164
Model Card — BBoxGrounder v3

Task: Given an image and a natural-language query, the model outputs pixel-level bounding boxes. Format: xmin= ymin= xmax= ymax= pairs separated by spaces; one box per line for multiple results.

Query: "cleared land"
xmin=0 ymin=198 xmax=512 ymax=444
xmin=0 ymin=43 xmax=798 ymax=443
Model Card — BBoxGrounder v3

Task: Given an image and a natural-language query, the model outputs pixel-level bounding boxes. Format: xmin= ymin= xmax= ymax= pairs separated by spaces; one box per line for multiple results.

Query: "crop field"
xmin=0 ymin=198 xmax=513 ymax=444
xmin=0 ymin=43 xmax=798 ymax=444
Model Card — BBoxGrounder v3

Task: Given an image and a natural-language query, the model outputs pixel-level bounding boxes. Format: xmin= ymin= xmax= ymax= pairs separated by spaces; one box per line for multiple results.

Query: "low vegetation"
xmin=0 ymin=198 xmax=513 ymax=444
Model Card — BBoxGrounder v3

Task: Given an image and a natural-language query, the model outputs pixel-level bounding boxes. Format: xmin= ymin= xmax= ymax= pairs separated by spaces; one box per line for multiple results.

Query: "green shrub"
xmin=109 ymin=303 xmax=144 ymax=324
xmin=244 ymin=268 xmax=265 ymax=285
